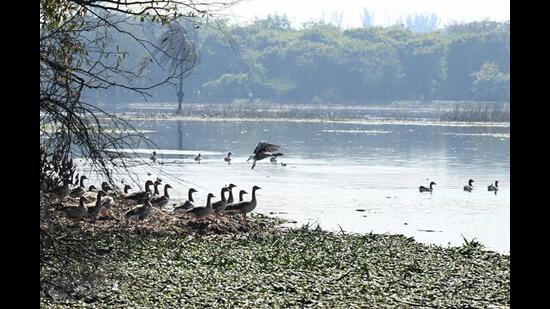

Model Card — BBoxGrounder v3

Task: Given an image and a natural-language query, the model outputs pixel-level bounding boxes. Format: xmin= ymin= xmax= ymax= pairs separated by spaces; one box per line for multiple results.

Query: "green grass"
xmin=40 ymin=225 xmax=509 ymax=308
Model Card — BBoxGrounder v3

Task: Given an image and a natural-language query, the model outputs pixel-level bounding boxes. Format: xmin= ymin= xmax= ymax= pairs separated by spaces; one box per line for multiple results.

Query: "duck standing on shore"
xmin=124 ymin=180 xmax=154 ymax=204
xmin=213 ymin=187 xmax=230 ymax=215
xmin=125 ymin=196 xmax=153 ymax=221
xmin=185 ymin=193 xmax=215 ymax=220
xmin=226 ymin=183 xmax=237 ymax=204
xmin=151 ymin=184 xmax=172 ymax=209
xmin=463 ymin=179 xmax=474 ymax=192
xmin=173 ymin=188 xmax=198 ymax=213
xmin=419 ymin=181 xmax=436 ymax=193
xmin=225 ymin=186 xmax=261 ymax=219
xmin=69 ymin=175 xmax=88 ymax=199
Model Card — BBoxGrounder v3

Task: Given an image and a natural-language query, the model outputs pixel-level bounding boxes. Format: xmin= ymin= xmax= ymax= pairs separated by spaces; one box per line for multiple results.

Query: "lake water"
xmin=83 ymin=118 xmax=510 ymax=253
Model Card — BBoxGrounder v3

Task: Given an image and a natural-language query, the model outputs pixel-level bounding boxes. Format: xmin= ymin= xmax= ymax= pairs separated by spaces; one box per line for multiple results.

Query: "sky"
xmin=221 ymin=0 xmax=510 ymax=28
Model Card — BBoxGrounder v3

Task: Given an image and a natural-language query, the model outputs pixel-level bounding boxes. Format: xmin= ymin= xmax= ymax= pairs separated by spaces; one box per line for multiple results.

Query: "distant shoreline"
xmin=113 ymin=113 xmax=511 ymax=128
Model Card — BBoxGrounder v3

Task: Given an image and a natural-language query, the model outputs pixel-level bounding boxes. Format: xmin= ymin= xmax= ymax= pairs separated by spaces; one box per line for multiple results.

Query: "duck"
xmin=151 ymin=184 xmax=173 ymax=208
xmin=49 ymin=182 xmax=71 ymax=201
xmin=419 ymin=181 xmax=436 ymax=193
xmin=185 ymin=193 xmax=215 ymax=219
xmin=69 ymin=175 xmax=88 ymax=198
xmin=150 ymin=151 xmax=158 ymax=163
xmin=125 ymin=196 xmax=153 ymax=221
xmin=173 ymin=188 xmax=198 ymax=213
xmin=226 ymin=183 xmax=237 ymax=204
xmin=124 ymin=180 xmax=154 ymax=203
xmin=224 ymin=186 xmax=261 ymax=219
xmin=224 ymin=152 xmax=232 ymax=164
xmin=194 ymin=153 xmax=201 ymax=163
xmin=238 ymin=189 xmax=248 ymax=202
xmin=212 ymin=187 xmax=230 ymax=214
xmin=247 ymin=141 xmax=284 ymax=169
xmin=72 ymin=173 xmax=80 ymax=186
xmin=153 ymin=180 xmax=161 ymax=196
xmin=225 ymin=189 xmax=248 ymax=209
xmin=488 ymin=181 xmax=499 ymax=192
xmin=463 ymin=179 xmax=474 ymax=192
xmin=63 ymin=196 xmax=88 ymax=220
xmin=87 ymin=190 xmax=107 ymax=219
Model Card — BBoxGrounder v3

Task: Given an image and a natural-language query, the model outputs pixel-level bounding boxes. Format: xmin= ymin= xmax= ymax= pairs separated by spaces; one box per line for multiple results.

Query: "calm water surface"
xmin=86 ymin=119 xmax=510 ymax=253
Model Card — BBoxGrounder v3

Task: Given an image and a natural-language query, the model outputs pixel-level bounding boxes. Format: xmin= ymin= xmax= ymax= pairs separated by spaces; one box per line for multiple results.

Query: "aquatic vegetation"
xmin=40 ymin=208 xmax=509 ymax=308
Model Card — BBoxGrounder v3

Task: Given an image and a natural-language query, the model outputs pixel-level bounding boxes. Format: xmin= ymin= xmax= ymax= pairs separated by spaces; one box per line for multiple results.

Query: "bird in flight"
xmin=247 ymin=141 xmax=284 ymax=169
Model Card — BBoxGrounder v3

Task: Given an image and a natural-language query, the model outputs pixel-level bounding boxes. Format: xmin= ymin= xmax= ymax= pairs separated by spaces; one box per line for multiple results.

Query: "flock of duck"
xmin=48 ymin=140 xmax=502 ymax=222
xmin=50 ymin=175 xmax=261 ymax=222
xmin=151 ymin=141 xmax=286 ymax=169
xmin=419 ymin=179 xmax=500 ymax=193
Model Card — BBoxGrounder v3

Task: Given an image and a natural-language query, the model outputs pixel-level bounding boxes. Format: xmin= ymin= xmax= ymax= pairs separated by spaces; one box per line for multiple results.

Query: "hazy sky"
xmin=223 ymin=0 xmax=510 ymax=28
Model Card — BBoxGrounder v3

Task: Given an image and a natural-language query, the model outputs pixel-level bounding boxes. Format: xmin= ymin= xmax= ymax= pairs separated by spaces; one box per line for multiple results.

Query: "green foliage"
xmin=90 ymin=18 xmax=510 ymax=104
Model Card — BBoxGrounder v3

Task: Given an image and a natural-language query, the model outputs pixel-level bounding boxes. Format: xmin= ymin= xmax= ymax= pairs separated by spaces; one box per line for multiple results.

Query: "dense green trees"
xmin=90 ymin=17 xmax=510 ymax=105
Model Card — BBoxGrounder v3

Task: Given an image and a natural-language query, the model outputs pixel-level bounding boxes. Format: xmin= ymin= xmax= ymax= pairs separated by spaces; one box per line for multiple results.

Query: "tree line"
xmin=87 ymin=16 xmax=510 ymax=105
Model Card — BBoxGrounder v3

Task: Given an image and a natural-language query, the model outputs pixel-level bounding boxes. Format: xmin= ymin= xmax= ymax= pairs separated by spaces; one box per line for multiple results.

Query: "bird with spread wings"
xmin=247 ymin=141 xmax=284 ymax=169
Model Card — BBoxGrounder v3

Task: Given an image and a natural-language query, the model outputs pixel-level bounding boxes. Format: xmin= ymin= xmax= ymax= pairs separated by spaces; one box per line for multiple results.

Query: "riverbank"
xmin=40 ymin=196 xmax=509 ymax=308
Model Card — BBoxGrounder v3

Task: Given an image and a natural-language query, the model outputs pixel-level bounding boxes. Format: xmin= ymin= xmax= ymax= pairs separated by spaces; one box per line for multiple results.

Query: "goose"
xmin=72 ymin=173 xmax=80 ymax=186
xmin=419 ymin=181 xmax=436 ymax=193
xmin=212 ymin=187 xmax=230 ymax=214
xmin=224 ymin=152 xmax=232 ymax=164
xmin=238 ymin=189 xmax=248 ymax=202
xmin=125 ymin=197 xmax=153 ymax=221
xmin=173 ymin=188 xmax=198 ymax=213
xmin=463 ymin=179 xmax=474 ymax=192
xmin=150 ymin=151 xmax=157 ymax=163
xmin=87 ymin=190 xmax=107 ymax=219
xmin=124 ymin=180 xmax=154 ymax=203
xmin=225 ymin=190 xmax=248 ymax=209
xmin=247 ymin=141 xmax=284 ymax=169
xmin=49 ymin=182 xmax=71 ymax=201
xmin=226 ymin=183 xmax=237 ymax=204
xmin=69 ymin=175 xmax=88 ymax=198
xmin=488 ymin=181 xmax=499 ymax=192
xmin=185 ymin=193 xmax=215 ymax=219
xmin=64 ymin=196 xmax=88 ymax=220
xmin=224 ymin=186 xmax=261 ymax=219
xmin=101 ymin=181 xmax=114 ymax=193
xmin=153 ymin=180 xmax=161 ymax=196
xmin=88 ymin=185 xmax=98 ymax=192
xmin=270 ymin=156 xmax=278 ymax=164
xmin=151 ymin=184 xmax=173 ymax=208
xmin=280 ymin=163 xmax=287 ymax=167
xmin=194 ymin=153 xmax=201 ymax=163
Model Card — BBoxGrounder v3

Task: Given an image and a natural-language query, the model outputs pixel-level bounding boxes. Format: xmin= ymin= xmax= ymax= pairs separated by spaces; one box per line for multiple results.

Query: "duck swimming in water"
xmin=247 ymin=141 xmax=284 ymax=169
xmin=419 ymin=181 xmax=436 ymax=193
xmin=463 ymin=179 xmax=474 ymax=192
xmin=488 ymin=181 xmax=499 ymax=192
